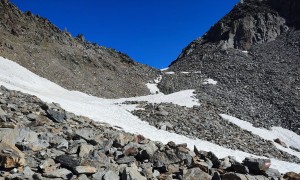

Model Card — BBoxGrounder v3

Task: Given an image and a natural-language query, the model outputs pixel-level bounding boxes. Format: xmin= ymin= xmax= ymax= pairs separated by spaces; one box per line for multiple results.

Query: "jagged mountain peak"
xmin=201 ymin=0 xmax=300 ymax=50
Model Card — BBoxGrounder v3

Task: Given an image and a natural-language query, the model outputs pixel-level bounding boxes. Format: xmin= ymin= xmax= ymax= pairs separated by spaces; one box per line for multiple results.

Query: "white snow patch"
xmin=153 ymin=75 xmax=162 ymax=84
xmin=0 ymin=56 xmax=300 ymax=173
xmin=160 ymin=67 xmax=169 ymax=71
xmin=220 ymin=114 xmax=300 ymax=159
xmin=146 ymin=83 xmax=160 ymax=94
xmin=115 ymin=90 xmax=198 ymax=108
xmin=203 ymin=78 xmax=217 ymax=85
xmin=146 ymin=75 xmax=162 ymax=95
xmin=164 ymin=71 xmax=175 ymax=75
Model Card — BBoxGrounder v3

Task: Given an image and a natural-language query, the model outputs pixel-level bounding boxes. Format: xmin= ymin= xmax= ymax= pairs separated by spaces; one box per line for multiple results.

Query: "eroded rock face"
xmin=0 ymin=141 xmax=25 ymax=169
xmin=204 ymin=0 xmax=300 ymax=50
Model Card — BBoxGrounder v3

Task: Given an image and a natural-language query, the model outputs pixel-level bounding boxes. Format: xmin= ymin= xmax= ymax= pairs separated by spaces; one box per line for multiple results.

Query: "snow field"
xmin=0 ymin=56 xmax=300 ymax=173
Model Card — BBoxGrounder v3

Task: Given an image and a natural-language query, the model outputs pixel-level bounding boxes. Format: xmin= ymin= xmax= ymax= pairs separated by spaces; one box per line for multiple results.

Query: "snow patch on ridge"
xmin=160 ymin=67 xmax=169 ymax=71
xmin=203 ymin=78 xmax=217 ymax=85
xmin=164 ymin=71 xmax=175 ymax=75
xmin=146 ymin=75 xmax=163 ymax=95
xmin=220 ymin=114 xmax=300 ymax=159
xmin=0 ymin=56 xmax=300 ymax=173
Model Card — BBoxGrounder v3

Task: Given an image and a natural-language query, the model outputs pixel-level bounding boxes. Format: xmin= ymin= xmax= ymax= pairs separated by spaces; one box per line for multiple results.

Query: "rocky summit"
xmin=159 ymin=0 xmax=300 ymax=135
xmin=1 ymin=0 xmax=300 ymax=179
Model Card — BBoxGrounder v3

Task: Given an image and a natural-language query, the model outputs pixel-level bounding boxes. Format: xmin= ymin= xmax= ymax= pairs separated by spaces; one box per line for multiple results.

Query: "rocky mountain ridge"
xmin=197 ymin=0 xmax=299 ymax=51
xmin=159 ymin=0 xmax=300 ymax=135
xmin=0 ymin=0 xmax=300 ymax=178
xmin=0 ymin=0 xmax=158 ymax=99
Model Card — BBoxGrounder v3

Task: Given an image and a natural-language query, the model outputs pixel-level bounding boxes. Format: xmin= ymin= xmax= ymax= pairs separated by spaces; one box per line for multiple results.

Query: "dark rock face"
xmin=202 ymin=0 xmax=300 ymax=50
xmin=0 ymin=1 xmax=159 ymax=98
xmin=161 ymin=0 xmax=300 ymax=135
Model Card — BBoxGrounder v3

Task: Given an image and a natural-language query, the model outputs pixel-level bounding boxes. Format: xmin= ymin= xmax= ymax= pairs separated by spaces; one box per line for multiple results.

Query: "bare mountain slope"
xmin=159 ymin=0 xmax=300 ymax=134
xmin=0 ymin=0 xmax=158 ymax=98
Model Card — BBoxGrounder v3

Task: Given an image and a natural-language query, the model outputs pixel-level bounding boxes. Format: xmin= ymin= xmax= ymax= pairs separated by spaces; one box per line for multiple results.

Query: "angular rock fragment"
xmin=243 ymin=157 xmax=271 ymax=174
xmin=43 ymin=168 xmax=73 ymax=179
xmin=55 ymin=155 xmax=81 ymax=169
xmin=74 ymin=166 xmax=97 ymax=175
xmin=46 ymin=109 xmax=66 ymax=123
xmin=283 ymin=172 xmax=300 ymax=180
xmin=0 ymin=141 xmax=25 ymax=169
xmin=183 ymin=167 xmax=212 ymax=180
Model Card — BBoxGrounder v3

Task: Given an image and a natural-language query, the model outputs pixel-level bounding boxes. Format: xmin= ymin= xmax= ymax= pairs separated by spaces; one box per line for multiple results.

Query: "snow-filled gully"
xmin=0 ymin=56 xmax=300 ymax=173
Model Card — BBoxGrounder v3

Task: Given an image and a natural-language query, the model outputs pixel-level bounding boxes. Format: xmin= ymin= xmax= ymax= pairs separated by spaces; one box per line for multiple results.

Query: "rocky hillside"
xmin=1 ymin=85 xmax=299 ymax=180
xmin=159 ymin=0 xmax=300 ymax=135
xmin=0 ymin=0 xmax=159 ymax=99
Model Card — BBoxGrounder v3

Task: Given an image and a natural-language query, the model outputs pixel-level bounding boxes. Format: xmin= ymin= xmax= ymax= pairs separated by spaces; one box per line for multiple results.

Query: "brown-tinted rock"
xmin=78 ymin=144 xmax=93 ymax=158
xmin=274 ymin=138 xmax=288 ymax=148
xmin=183 ymin=167 xmax=212 ymax=180
xmin=74 ymin=166 xmax=97 ymax=175
xmin=284 ymin=172 xmax=300 ymax=180
xmin=39 ymin=158 xmax=58 ymax=173
xmin=0 ymin=141 xmax=25 ymax=169
xmin=43 ymin=168 xmax=73 ymax=179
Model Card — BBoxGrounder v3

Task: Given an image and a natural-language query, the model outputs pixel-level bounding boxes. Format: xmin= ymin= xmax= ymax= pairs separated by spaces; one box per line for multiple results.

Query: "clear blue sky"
xmin=10 ymin=0 xmax=239 ymax=68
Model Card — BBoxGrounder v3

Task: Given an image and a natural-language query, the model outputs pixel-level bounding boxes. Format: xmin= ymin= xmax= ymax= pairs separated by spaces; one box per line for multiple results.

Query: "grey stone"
xmin=265 ymin=168 xmax=281 ymax=178
xmin=116 ymin=156 xmax=136 ymax=164
xmin=158 ymin=121 xmax=173 ymax=130
xmin=243 ymin=158 xmax=271 ymax=174
xmin=152 ymin=149 xmax=181 ymax=167
xmin=231 ymin=162 xmax=249 ymax=174
xmin=55 ymin=155 xmax=81 ymax=169
xmin=274 ymin=138 xmax=288 ymax=148
xmin=27 ymin=113 xmax=37 ymax=121
xmin=212 ymin=171 xmax=221 ymax=180
xmin=156 ymin=110 xmax=169 ymax=116
xmin=74 ymin=166 xmax=97 ymax=175
xmin=23 ymin=166 xmax=34 ymax=177
xmin=140 ymin=163 xmax=153 ymax=179
xmin=39 ymin=158 xmax=57 ymax=173
xmin=183 ymin=167 xmax=212 ymax=180
xmin=78 ymin=174 xmax=89 ymax=180
xmin=220 ymin=156 xmax=232 ymax=169
xmin=113 ymin=133 xmax=131 ymax=148
xmin=46 ymin=109 xmax=66 ymax=123
xmin=43 ymin=168 xmax=72 ymax=179
xmin=92 ymin=170 xmax=106 ymax=180
xmin=222 ymin=173 xmax=248 ymax=180
xmin=75 ymin=128 xmax=95 ymax=141
xmin=0 ymin=107 xmax=6 ymax=116
xmin=290 ymin=146 xmax=300 ymax=152
xmin=121 ymin=165 xmax=147 ymax=180
xmin=153 ymin=170 xmax=160 ymax=178
xmin=79 ymin=144 xmax=94 ymax=158
xmin=138 ymin=141 xmax=158 ymax=160
xmin=49 ymin=135 xmax=69 ymax=150
xmin=0 ymin=128 xmax=39 ymax=144
xmin=103 ymin=170 xmax=119 ymax=180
